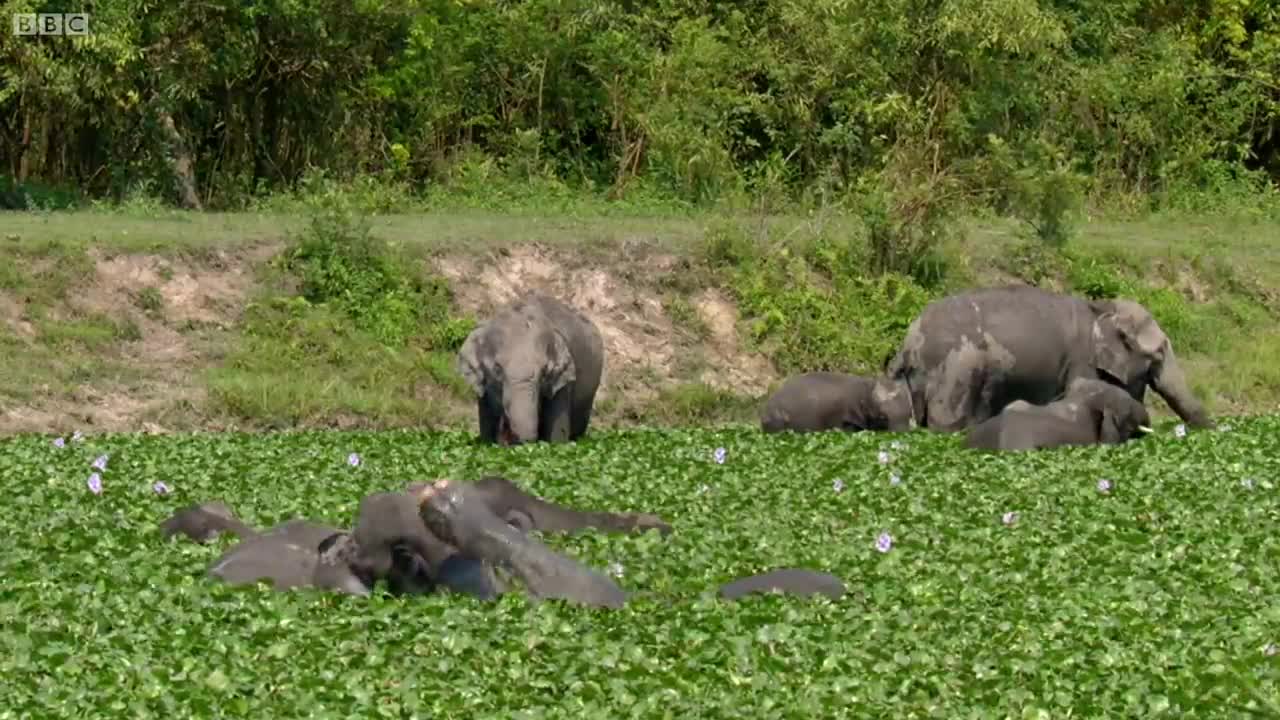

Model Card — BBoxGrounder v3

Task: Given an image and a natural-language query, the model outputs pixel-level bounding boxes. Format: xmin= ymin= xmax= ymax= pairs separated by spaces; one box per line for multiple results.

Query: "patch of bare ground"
xmin=0 ymin=245 xmax=277 ymax=434
xmin=432 ymin=244 xmax=777 ymax=413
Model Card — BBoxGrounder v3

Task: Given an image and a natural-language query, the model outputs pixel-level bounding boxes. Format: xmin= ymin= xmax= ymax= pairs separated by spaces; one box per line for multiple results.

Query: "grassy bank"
xmin=2 ymin=199 xmax=1280 ymax=434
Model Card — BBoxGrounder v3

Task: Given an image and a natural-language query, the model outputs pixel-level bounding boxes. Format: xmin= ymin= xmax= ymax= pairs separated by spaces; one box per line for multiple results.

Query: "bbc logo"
xmin=12 ymin=13 xmax=91 ymax=36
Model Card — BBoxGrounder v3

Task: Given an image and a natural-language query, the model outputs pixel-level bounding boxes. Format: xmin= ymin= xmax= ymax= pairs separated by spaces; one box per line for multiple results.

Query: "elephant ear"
xmin=544 ymin=330 xmax=577 ymax=394
xmin=1096 ymin=405 xmax=1125 ymax=444
xmin=456 ymin=326 xmax=489 ymax=397
xmin=1089 ymin=300 xmax=1167 ymax=384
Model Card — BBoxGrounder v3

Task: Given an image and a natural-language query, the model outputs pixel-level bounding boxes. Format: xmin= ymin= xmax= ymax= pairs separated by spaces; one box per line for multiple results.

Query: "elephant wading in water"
xmin=160 ymin=476 xmax=673 ymax=599
xmin=458 ymin=293 xmax=604 ymax=446
xmin=885 ymin=286 xmax=1212 ymax=432
xmin=964 ymin=377 xmax=1154 ymax=451
xmin=162 ymin=477 xmax=846 ymax=606
xmin=760 ymin=371 xmax=915 ymax=433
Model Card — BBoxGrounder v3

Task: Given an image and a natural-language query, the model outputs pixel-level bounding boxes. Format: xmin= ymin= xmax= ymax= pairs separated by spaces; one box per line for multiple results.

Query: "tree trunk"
xmin=157 ymin=110 xmax=203 ymax=210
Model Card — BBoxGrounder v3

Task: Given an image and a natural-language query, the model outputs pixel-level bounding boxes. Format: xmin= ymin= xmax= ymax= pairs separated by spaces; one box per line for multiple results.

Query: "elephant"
xmin=458 ymin=293 xmax=605 ymax=446
xmin=160 ymin=476 xmax=671 ymax=599
xmin=884 ymin=285 xmax=1212 ymax=433
xmin=759 ymin=371 xmax=915 ymax=433
xmin=416 ymin=479 xmax=847 ymax=608
xmin=963 ymin=377 xmax=1155 ymax=451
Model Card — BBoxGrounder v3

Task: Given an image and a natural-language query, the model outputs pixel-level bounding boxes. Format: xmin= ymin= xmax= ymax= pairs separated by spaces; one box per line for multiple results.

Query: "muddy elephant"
xmin=885 ymin=286 xmax=1211 ymax=432
xmin=760 ymin=372 xmax=915 ymax=433
xmin=416 ymin=479 xmax=847 ymax=608
xmin=159 ymin=476 xmax=672 ymax=599
xmin=963 ymin=377 xmax=1154 ymax=451
xmin=458 ymin=293 xmax=605 ymax=445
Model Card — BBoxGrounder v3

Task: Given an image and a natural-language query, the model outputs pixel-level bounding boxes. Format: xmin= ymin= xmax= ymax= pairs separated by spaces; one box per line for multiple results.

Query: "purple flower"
xmin=713 ymin=447 xmax=727 ymax=465
xmin=153 ymin=481 xmax=171 ymax=495
xmin=877 ymin=450 xmax=891 ymax=464
xmin=346 ymin=452 xmax=361 ymax=468
xmin=71 ymin=430 xmax=84 ymax=443
xmin=87 ymin=473 xmax=102 ymax=495
xmin=889 ymin=473 xmax=902 ymax=486
xmin=53 ymin=437 xmax=65 ymax=448
xmin=833 ymin=478 xmax=845 ymax=493
xmin=1242 ymin=478 xmax=1256 ymax=490
xmin=875 ymin=531 xmax=893 ymax=553
xmin=92 ymin=454 xmax=109 ymax=471
xmin=1002 ymin=511 xmax=1019 ymax=526
xmin=1174 ymin=424 xmax=1187 ymax=438
xmin=1097 ymin=478 xmax=1112 ymax=494
xmin=607 ymin=561 xmax=624 ymax=578
xmin=1265 ymin=643 xmax=1278 ymax=657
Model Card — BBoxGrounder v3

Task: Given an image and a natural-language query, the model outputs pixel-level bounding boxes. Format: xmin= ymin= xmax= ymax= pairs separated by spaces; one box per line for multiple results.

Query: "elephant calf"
xmin=963 ymin=377 xmax=1154 ymax=452
xmin=760 ymin=371 xmax=915 ymax=433
xmin=458 ymin=293 xmax=605 ymax=446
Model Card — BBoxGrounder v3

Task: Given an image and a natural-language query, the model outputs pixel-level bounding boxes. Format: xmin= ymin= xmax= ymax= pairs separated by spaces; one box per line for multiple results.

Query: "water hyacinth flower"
xmin=1265 ymin=643 xmax=1278 ymax=657
xmin=1097 ymin=478 xmax=1112 ymax=494
xmin=72 ymin=430 xmax=84 ymax=443
xmin=1174 ymin=424 xmax=1187 ymax=438
xmin=875 ymin=531 xmax=893 ymax=553
xmin=1242 ymin=478 xmax=1256 ymax=490
xmin=87 ymin=473 xmax=102 ymax=495
xmin=695 ymin=483 xmax=712 ymax=495
xmin=92 ymin=454 xmax=109 ymax=471
xmin=607 ymin=561 xmax=624 ymax=578
xmin=347 ymin=452 xmax=361 ymax=468
xmin=153 ymin=481 xmax=171 ymax=495
xmin=53 ymin=437 xmax=65 ymax=448
xmin=890 ymin=440 xmax=904 ymax=451
xmin=889 ymin=473 xmax=902 ymax=487
xmin=832 ymin=478 xmax=845 ymax=493
xmin=1002 ymin=511 xmax=1019 ymax=526
xmin=712 ymin=447 xmax=727 ymax=465
xmin=877 ymin=450 xmax=891 ymax=465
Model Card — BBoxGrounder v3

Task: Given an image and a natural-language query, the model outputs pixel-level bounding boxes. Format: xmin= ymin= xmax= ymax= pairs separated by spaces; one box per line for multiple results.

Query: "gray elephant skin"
xmin=760 ymin=371 xmax=915 ymax=433
xmin=458 ymin=293 xmax=605 ymax=445
xmin=963 ymin=377 xmax=1154 ymax=451
xmin=885 ymin=285 xmax=1211 ymax=432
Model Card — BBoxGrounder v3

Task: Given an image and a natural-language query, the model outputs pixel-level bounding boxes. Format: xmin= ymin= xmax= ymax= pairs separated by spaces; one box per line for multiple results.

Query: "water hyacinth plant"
xmin=2 ymin=418 xmax=1278 ymax=716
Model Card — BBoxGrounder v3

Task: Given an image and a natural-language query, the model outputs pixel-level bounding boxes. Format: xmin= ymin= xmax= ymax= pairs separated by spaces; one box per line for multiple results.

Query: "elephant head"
xmin=870 ymin=377 xmax=915 ymax=431
xmin=1065 ymin=377 xmax=1154 ymax=444
xmin=1088 ymin=299 xmax=1211 ymax=429
xmin=458 ymin=320 xmax=576 ymax=445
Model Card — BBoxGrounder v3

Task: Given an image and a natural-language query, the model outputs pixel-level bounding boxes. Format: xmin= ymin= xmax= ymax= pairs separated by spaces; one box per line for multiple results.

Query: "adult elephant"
xmin=458 ymin=293 xmax=605 ymax=446
xmin=885 ymin=285 xmax=1211 ymax=432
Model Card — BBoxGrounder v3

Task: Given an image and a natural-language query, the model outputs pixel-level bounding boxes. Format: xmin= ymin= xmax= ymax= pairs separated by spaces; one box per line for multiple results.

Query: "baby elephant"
xmin=964 ymin=377 xmax=1154 ymax=451
xmin=760 ymin=371 xmax=915 ymax=433
xmin=458 ymin=293 xmax=605 ymax=446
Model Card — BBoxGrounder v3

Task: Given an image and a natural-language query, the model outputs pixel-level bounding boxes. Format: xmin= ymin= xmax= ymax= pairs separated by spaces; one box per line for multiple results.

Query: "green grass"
xmin=3 ymin=204 xmax=1280 ymax=431
xmin=3 ymin=422 xmax=1280 ymax=716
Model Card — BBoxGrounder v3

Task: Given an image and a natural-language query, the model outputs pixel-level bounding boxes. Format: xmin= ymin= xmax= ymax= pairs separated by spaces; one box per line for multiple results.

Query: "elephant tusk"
xmin=1137 ymin=425 xmax=1154 ymax=434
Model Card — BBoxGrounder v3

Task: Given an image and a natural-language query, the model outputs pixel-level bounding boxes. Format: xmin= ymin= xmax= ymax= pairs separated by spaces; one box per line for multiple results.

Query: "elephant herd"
xmin=161 ymin=284 xmax=1211 ymax=606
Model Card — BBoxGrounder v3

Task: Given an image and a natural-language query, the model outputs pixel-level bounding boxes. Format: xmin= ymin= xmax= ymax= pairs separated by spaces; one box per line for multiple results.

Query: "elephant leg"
xmin=477 ymin=397 xmax=501 ymax=444
xmin=569 ymin=391 xmax=596 ymax=441
xmin=470 ymin=476 xmax=671 ymax=536
xmin=539 ymin=385 xmax=573 ymax=443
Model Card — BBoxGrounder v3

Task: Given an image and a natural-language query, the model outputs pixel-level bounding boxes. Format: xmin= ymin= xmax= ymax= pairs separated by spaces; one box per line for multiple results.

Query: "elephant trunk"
xmin=502 ymin=379 xmax=541 ymax=444
xmin=1150 ymin=351 xmax=1212 ymax=428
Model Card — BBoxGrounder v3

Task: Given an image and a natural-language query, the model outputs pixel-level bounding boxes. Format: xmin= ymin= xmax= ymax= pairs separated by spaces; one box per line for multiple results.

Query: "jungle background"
xmin=1 ymin=0 xmax=1279 ymax=432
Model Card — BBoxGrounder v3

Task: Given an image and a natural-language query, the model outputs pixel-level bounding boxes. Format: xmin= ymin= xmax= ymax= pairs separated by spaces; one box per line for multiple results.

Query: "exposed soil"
xmin=1 ymin=242 xmax=780 ymax=433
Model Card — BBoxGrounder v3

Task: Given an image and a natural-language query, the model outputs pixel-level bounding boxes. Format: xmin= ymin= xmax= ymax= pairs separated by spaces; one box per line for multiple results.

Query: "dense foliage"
xmin=3 ymin=420 xmax=1280 ymax=716
xmin=2 ymin=0 xmax=1278 ymax=213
